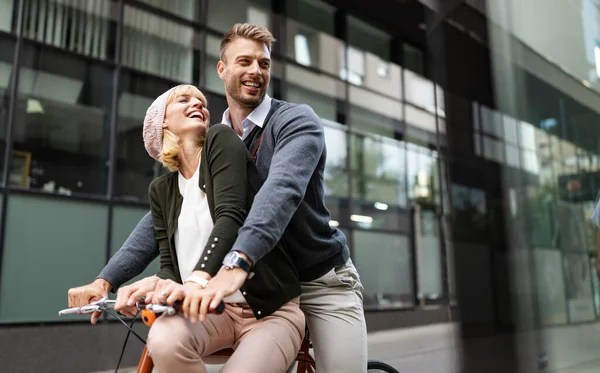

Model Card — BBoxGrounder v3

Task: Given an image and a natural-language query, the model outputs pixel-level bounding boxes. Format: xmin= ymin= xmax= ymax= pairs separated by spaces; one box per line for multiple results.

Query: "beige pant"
xmin=298 ymin=258 xmax=368 ymax=373
xmin=147 ymin=298 xmax=305 ymax=373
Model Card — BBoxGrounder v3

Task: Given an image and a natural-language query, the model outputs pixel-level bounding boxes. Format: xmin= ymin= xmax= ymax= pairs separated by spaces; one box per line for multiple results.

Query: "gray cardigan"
xmin=99 ymin=99 xmax=349 ymax=289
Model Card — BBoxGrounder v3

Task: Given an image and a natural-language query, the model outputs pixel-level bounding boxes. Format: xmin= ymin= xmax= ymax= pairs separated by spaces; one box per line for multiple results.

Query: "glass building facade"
xmin=2 ymin=0 xmax=600 ymax=372
xmin=0 ymin=0 xmax=449 ymax=325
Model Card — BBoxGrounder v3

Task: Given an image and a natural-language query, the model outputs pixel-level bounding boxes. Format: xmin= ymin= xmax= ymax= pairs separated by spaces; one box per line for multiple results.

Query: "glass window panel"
xmin=285 ymin=0 xmax=340 ymax=74
xmin=115 ymin=71 xmax=174 ymax=201
xmin=533 ymin=249 xmax=568 ymax=326
xmin=556 ymin=200 xmax=590 ymax=253
xmin=13 ymin=42 xmax=112 ymax=195
xmin=405 ymin=104 xmax=439 ymax=135
xmin=122 ymin=6 xmax=200 ymax=83
xmin=22 ymin=0 xmax=116 ymax=61
xmin=404 ymin=69 xmax=444 ymax=114
xmin=323 ymin=121 xmax=348 ymax=198
xmin=474 ymin=133 xmax=482 ymax=156
xmin=347 ymin=15 xmax=391 ymax=61
xmin=522 ymin=149 xmax=540 ymax=174
xmin=351 ymin=135 xmax=407 ymax=208
xmin=480 ymin=105 xmax=503 ymax=138
xmin=559 ymin=139 xmax=578 ymax=175
xmin=0 ymin=195 xmax=108 ymax=322
xmin=111 ymin=206 xmax=159 ymax=285
xmin=407 ymin=143 xmax=438 ymax=203
xmin=364 ymin=52 xmax=402 ymax=99
xmin=505 ymin=144 xmax=520 ymax=168
xmin=205 ymin=33 xmax=225 ymax=95
xmin=483 ymin=136 xmax=505 ymax=164
xmin=349 ymin=86 xmax=401 ymax=127
xmin=520 ymin=120 xmax=536 ymax=150
xmin=503 ymin=115 xmax=519 ymax=145
xmin=563 ymin=252 xmax=595 ymax=322
xmin=417 ymin=209 xmax=443 ymax=300
xmin=348 ymin=102 xmax=398 ymax=139
xmin=403 ymin=42 xmax=425 ymax=75
xmin=285 ymin=0 xmax=334 ymax=35
xmin=0 ymin=35 xmax=14 ymax=185
xmin=528 ymin=184 xmax=556 ymax=248
xmin=472 ymin=102 xmax=480 ymax=132
xmin=285 ymin=64 xmax=345 ymax=121
xmin=353 ymin=230 xmax=413 ymax=309
xmin=451 ymin=183 xmax=487 ymax=242
xmin=286 ymin=21 xmax=345 ymax=76
xmin=0 ymin=0 xmax=15 ymax=33
xmin=207 ymin=0 xmax=272 ymax=33
xmin=136 ymin=0 xmax=200 ymax=21
xmin=340 ymin=46 xmax=365 ymax=85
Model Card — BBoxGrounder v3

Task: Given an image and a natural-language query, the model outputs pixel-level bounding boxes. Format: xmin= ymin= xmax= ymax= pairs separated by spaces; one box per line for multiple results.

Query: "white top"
xmin=175 ymin=162 xmax=214 ymax=282
xmin=221 ymin=94 xmax=272 ymax=140
xmin=175 ymin=161 xmax=246 ymax=303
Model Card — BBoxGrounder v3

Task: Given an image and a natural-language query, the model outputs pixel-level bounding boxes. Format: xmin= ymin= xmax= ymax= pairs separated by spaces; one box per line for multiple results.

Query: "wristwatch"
xmin=222 ymin=251 xmax=252 ymax=273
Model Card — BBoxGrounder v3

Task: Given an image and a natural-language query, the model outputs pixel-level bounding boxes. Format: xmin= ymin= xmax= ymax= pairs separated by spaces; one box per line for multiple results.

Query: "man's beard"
xmin=226 ymin=77 xmax=266 ymax=108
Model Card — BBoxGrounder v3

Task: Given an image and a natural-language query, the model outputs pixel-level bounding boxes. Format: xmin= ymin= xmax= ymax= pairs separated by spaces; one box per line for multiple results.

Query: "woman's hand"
xmin=148 ymin=279 xmax=188 ymax=306
xmin=115 ymin=275 xmax=159 ymax=317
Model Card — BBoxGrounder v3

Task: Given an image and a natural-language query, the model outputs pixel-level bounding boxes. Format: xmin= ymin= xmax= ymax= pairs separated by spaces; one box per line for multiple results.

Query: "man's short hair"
xmin=220 ymin=23 xmax=276 ymax=61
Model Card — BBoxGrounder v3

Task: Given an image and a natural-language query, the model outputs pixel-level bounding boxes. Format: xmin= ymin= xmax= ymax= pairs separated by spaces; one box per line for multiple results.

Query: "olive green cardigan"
xmin=148 ymin=124 xmax=300 ymax=319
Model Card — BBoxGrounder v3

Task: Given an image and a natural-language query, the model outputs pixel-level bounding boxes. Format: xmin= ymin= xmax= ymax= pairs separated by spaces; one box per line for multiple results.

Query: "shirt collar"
xmin=221 ymin=94 xmax=272 ymax=129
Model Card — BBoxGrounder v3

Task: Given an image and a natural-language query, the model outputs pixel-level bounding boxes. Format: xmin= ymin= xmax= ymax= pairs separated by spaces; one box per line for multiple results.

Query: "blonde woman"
xmin=138 ymin=84 xmax=304 ymax=373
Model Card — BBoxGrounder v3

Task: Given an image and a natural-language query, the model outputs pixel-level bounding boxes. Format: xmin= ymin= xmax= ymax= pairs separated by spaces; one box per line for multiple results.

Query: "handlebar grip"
xmin=58 ymin=308 xmax=80 ymax=316
xmin=214 ymin=300 xmax=225 ymax=314
xmin=141 ymin=300 xmax=225 ymax=327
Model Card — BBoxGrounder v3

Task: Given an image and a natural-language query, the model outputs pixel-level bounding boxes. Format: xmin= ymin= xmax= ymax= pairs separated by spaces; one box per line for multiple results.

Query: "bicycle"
xmin=59 ymin=298 xmax=399 ymax=373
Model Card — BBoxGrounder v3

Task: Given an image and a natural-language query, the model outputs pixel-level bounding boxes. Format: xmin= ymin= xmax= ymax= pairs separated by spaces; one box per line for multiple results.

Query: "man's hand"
xmin=68 ymin=279 xmax=112 ymax=325
xmin=191 ymin=266 xmax=247 ymax=322
xmin=115 ymin=276 xmax=159 ymax=317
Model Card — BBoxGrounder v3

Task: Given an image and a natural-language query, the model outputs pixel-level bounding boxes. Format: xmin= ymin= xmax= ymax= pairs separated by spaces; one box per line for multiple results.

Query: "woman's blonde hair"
xmin=158 ymin=84 xmax=208 ymax=172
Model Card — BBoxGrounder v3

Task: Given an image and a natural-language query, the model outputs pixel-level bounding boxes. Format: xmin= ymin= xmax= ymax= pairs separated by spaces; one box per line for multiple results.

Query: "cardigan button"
xmin=211 ymin=244 xmax=215 ymax=248
xmin=200 ymin=264 xmax=205 ymax=268
xmin=257 ymin=311 xmax=261 ymax=315
xmin=207 ymin=250 xmax=212 ymax=254
xmin=202 ymin=184 xmax=206 ymax=188
xmin=214 ymin=237 xmax=219 ymax=242
xmin=242 ymin=291 xmax=247 ymax=296
xmin=204 ymin=257 xmax=208 ymax=261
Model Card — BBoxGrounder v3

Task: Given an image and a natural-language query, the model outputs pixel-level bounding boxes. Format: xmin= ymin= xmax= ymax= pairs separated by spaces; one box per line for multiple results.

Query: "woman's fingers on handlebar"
xmin=166 ymin=287 xmax=186 ymax=306
xmin=199 ymin=292 xmax=214 ymax=322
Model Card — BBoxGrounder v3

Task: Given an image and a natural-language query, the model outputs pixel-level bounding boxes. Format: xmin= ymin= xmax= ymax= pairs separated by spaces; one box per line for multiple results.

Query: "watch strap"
xmin=185 ymin=275 xmax=210 ymax=288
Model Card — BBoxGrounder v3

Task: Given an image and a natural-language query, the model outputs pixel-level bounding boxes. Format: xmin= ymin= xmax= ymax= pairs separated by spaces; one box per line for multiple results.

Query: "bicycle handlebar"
xmin=58 ymin=298 xmax=116 ymax=316
xmin=58 ymin=297 xmax=225 ymax=324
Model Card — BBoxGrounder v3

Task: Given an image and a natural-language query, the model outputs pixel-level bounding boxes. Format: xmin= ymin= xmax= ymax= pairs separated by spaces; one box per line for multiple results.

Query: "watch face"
xmin=223 ymin=251 xmax=238 ymax=267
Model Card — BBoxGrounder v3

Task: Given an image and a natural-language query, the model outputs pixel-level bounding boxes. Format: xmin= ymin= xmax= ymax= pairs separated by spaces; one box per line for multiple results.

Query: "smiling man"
xmin=68 ymin=23 xmax=367 ymax=373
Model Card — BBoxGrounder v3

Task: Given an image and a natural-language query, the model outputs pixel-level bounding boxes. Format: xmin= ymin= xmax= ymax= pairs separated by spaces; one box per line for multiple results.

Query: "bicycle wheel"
xmin=367 ymin=360 xmax=400 ymax=373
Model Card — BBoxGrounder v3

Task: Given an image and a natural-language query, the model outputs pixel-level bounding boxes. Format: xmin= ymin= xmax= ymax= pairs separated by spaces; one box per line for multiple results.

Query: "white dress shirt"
xmin=221 ymin=95 xmax=272 ymax=139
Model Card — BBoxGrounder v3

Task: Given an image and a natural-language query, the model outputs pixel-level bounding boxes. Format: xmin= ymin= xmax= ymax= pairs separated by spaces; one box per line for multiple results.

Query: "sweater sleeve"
xmin=97 ymin=212 xmax=159 ymax=291
xmin=231 ymin=105 xmax=324 ymax=263
xmin=148 ymin=178 xmax=179 ymax=282
xmin=194 ymin=124 xmax=252 ymax=275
